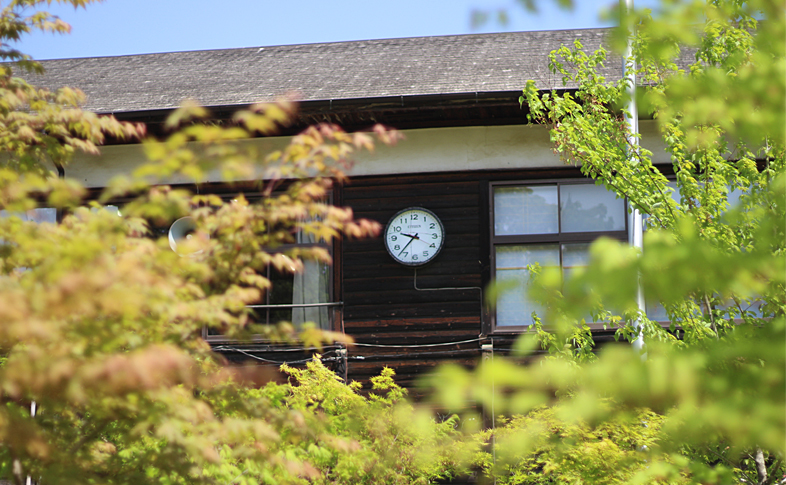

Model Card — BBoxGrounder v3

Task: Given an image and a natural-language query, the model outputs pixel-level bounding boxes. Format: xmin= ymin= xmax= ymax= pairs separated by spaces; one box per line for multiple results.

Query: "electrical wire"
xmin=219 ymin=347 xmax=338 ymax=365
xmin=347 ymin=348 xmax=482 ymax=360
xmin=351 ymin=337 xmax=485 ymax=348
xmin=213 ymin=338 xmax=488 ymax=352
xmin=212 ymin=344 xmax=342 ymax=353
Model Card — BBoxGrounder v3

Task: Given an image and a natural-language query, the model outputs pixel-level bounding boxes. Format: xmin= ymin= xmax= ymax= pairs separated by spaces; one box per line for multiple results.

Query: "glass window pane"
xmin=562 ymin=243 xmax=594 ymax=323
xmin=561 ymin=243 xmax=590 ymax=278
xmin=292 ymin=259 xmax=331 ymax=329
xmin=727 ymin=186 xmax=743 ymax=208
xmin=269 ymin=268 xmax=295 ymax=323
xmin=265 ymin=262 xmax=331 ymax=329
xmin=495 ymin=244 xmax=559 ymax=327
xmin=494 ymin=185 xmax=558 ymax=235
xmin=0 ymin=208 xmax=57 ymax=224
xmin=560 ymin=184 xmax=625 ymax=233
xmin=645 ymin=301 xmax=669 ymax=322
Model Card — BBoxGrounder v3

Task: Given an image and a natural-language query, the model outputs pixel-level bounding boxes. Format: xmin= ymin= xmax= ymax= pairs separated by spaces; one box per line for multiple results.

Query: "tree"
xmin=0 ymin=2 xmax=463 ymax=484
xmin=429 ymin=1 xmax=785 ymax=483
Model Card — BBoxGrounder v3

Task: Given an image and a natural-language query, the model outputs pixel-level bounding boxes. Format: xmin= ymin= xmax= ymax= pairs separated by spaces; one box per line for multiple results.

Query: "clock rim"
xmin=384 ymin=206 xmax=445 ymax=267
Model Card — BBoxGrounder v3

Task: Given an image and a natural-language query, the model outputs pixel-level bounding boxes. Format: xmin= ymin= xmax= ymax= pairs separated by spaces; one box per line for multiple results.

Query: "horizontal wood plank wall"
xmin=341 ymin=167 xmax=595 ymax=390
xmin=342 ymin=172 xmax=484 ymax=389
xmin=195 ymin=167 xmax=602 ymax=389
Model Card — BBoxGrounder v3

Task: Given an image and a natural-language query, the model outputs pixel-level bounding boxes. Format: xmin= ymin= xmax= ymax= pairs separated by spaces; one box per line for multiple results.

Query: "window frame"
xmin=201 ymin=189 xmax=341 ymax=343
xmin=488 ymin=179 xmax=628 ymax=334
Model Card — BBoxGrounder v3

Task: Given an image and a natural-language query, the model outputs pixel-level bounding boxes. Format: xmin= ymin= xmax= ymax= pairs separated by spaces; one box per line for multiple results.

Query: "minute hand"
xmin=397 ymin=233 xmax=418 ymax=256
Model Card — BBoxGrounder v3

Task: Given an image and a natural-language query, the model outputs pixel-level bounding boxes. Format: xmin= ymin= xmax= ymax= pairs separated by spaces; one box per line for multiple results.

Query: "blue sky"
xmin=14 ymin=0 xmax=657 ymax=60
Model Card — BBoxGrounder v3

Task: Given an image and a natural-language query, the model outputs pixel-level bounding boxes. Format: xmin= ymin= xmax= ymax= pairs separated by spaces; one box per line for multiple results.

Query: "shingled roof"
xmin=31 ymin=28 xmax=615 ymax=114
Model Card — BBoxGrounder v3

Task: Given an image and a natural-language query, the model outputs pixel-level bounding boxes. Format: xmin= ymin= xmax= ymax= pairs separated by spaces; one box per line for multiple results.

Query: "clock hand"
xmin=397 ymin=233 xmax=418 ymax=256
xmin=401 ymin=233 xmax=420 ymax=239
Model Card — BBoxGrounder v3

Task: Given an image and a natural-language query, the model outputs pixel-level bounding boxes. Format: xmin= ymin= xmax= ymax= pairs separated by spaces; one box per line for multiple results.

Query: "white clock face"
xmin=384 ymin=207 xmax=445 ymax=266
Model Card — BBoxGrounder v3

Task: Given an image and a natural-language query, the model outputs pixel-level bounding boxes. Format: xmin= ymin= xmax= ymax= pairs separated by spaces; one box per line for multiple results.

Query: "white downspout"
xmin=622 ymin=0 xmax=646 ymax=357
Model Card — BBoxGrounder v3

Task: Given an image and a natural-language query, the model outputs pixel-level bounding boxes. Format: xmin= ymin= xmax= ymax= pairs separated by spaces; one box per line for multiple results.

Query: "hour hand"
xmin=402 ymin=233 xmax=420 ymax=240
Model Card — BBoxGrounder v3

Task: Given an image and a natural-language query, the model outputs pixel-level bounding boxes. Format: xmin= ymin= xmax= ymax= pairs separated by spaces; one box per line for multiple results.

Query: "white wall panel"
xmin=67 ymin=121 xmax=668 ymax=187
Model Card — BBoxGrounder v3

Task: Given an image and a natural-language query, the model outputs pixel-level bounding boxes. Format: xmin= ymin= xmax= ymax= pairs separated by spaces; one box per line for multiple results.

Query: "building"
xmin=32 ymin=28 xmax=681 ymax=388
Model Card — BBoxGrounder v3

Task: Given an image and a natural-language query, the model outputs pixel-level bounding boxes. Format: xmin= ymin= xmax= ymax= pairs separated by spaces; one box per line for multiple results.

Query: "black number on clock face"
xmin=386 ymin=208 xmax=443 ymax=265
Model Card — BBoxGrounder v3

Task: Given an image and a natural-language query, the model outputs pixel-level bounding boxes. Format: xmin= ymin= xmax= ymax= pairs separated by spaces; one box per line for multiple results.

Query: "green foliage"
xmin=0 ymin=2 xmax=467 ymax=484
xmin=246 ymin=358 xmax=460 ymax=485
xmin=431 ymin=1 xmax=786 ymax=484
xmin=434 ymin=314 xmax=785 ymax=482
xmin=520 ymin=0 xmax=785 ymax=350
xmin=463 ymin=406 xmax=664 ymax=484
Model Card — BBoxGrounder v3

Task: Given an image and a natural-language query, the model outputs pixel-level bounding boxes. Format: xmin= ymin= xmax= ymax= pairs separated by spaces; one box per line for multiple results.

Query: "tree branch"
xmin=703 ymin=293 xmax=719 ymax=339
xmin=755 ymin=447 xmax=768 ymax=485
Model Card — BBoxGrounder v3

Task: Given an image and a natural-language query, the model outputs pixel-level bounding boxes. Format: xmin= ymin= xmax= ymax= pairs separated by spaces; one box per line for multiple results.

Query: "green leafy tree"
xmin=0 ymin=1 xmax=460 ymax=484
xmin=431 ymin=1 xmax=785 ymax=483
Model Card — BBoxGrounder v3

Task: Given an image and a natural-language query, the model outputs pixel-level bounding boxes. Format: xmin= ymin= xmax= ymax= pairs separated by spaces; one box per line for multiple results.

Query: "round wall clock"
xmin=384 ymin=207 xmax=445 ymax=266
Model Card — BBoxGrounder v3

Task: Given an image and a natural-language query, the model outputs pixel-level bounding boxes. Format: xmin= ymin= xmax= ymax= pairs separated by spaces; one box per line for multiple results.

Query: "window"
xmin=248 ymin=228 xmax=333 ymax=329
xmin=645 ymin=180 xmax=758 ymax=321
xmin=490 ymin=181 xmax=627 ymax=331
xmin=0 ymin=208 xmax=57 ymax=224
xmin=204 ymin=199 xmax=337 ymax=342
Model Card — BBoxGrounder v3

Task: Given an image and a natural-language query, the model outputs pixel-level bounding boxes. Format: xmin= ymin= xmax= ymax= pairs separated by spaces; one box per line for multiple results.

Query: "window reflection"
xmin=491 ymin=182 xmax=627 ymax=329
xmin=560 ymin=184 xmax=625 ymax=233
xmin=494 ymin=185 xmax=558 ymax=235
xmin=495 ymin=244 xmax=559 ymax=327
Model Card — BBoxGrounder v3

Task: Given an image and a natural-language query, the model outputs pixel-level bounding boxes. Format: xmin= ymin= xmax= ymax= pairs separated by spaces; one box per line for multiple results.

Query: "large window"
xmin=490 ymin=181 xmax=627 ymax=331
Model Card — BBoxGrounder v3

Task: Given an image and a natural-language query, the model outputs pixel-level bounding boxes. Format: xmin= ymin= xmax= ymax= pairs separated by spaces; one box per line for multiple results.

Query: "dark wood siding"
xmin=339 ymin=166 xmax=638 ymax=389
xmin=341 ymin=173 xmax=485 ymax=388
xmin=201 ymin=167 xmax=602 ymax=389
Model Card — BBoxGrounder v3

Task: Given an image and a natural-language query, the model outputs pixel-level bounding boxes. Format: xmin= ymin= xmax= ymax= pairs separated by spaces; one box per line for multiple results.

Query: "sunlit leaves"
xmin=444 ymin=1 xmax=786 ymax=483
xmin=0 ymin=2 xmax=403 ymax=480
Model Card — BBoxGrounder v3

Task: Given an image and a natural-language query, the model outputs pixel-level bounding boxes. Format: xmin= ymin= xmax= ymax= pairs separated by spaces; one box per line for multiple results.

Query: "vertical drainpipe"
xmin=623 ymin=0 xmax=646 ymax=357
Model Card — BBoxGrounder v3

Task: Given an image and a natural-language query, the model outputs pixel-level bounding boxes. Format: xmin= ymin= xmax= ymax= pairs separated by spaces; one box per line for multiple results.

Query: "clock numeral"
xmin=422 ymin=251 xmax=428 ymax=257
xmin=391 ymin=235 xmax=397 ymax=241
xmin=432 ymin=233 xmax=438 ymax=239
xmin=394 ymin=226 xmax=401 ymax=232
xmin=412 ymin=254 xmax=418 ymax=261
xmin=400 ymin=218 xmax=406 ymax=224
xmin=402 ymin=252 xmax=408 ymax=258
xmin=412 ymin=214 xmax=418 ymax=220
xmin=394 ymin=245 xmax=400 ymax=250
xmin=429 ymin=243 xmax=435 ymax=248
xmin=429 ymin=223 xmax=436 ymax=229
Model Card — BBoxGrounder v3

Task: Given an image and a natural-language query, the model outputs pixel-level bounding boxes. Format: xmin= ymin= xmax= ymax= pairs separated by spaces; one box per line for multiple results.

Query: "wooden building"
xmin=31 ymin=28 xmax=683 ymax=388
